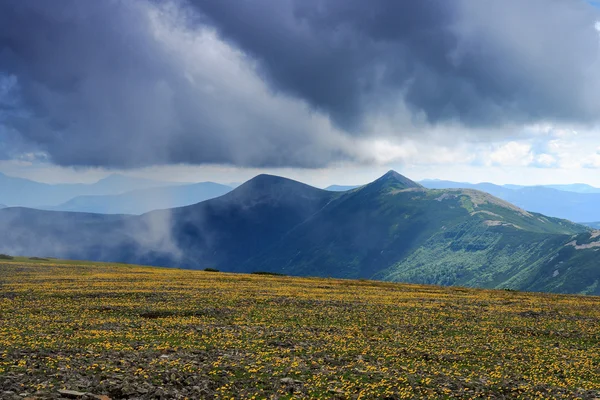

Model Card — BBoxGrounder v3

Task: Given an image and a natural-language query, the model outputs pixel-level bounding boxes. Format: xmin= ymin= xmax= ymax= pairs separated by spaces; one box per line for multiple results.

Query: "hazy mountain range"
xmin=43 ymin=182 xmax=232 ymax=215
xmin=0 ymin=172 xmax=186 ymax=208
xmin=1 ymin=171 xmax=598 ymax=295
xmin=583 ymin=222 xmax=600 ymax=229
xmin=503 ymin=183 xmax=600 ymax=193
xmin=0 ymin=172 xmax=234 ymax=214
xmin=418 ymin=180 xmax=600 ymax=223
xmin=325 ymin=184 xmax=363 ymax=192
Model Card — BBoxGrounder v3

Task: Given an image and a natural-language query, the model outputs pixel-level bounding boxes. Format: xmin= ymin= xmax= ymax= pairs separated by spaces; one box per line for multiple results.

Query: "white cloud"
xmin=487 ymin=141 xmax=534 ymax=166
xmin=355 ymin=138 xmax=478 ymax=166
xmin=582 ymin=147 xmax=600 ymax=168
xmin=534 ymin=153 xmax=557 ymax=167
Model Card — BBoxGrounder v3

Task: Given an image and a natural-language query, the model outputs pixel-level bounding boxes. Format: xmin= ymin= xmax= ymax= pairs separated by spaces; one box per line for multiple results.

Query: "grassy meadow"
xmin=0 ymin=258 xmax=599 ymax=399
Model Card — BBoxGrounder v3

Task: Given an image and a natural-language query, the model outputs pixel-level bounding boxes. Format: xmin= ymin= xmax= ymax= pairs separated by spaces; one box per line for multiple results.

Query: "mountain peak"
xmin=226 ymin=174 xmax=331 ymax=203
xmin=371 ymin=170 xmax=422 ymax=190
xmin=238 ymin=174 xmax=301 ymax=191
xmin=246 ymin=173 xmax=290 ymax=184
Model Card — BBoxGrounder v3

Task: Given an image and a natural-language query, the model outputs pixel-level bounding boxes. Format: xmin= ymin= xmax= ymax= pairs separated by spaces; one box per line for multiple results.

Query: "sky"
xmin=1 ymin=0 xmax=600 ymax=188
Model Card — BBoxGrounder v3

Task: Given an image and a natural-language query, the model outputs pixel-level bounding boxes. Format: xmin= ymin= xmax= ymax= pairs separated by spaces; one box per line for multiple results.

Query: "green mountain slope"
xmin=242 ymin=172 xmax=594 ymax=294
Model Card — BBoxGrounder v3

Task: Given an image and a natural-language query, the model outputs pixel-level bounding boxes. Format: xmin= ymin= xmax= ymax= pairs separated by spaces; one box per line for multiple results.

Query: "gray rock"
xmin=57 ymin=389 xmax=87 ymax=398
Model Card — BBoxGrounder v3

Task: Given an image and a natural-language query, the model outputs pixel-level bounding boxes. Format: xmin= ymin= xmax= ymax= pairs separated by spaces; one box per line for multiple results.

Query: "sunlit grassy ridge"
xmin=1 ymin=259 xmax=599 ymax=399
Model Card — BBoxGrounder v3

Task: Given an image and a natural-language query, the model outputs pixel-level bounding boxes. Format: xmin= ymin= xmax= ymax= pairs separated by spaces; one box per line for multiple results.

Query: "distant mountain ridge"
xmin=325 ymin=184 xmax=361 ymax=191
xmin=420 ymin=179 xmax=600 ymax=194
xmin=0 ymin=172 xmax=183 ymax=207
xmin=582 ymin=222 xmax=600 ymax=229
xmin=46 ymin=182 xmax=232 ymax=214
xmin=507 ymin=183 xmax=600 ymax=193
xmin=0 ymin=171 xmax=598 ymax=294
xmin=418 ymin=180 xmax=600 ymax=222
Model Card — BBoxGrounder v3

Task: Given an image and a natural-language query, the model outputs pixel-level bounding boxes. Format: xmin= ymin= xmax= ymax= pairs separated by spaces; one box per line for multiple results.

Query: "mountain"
xmin=582 ymin=222 xmax=600 ymax=229
xmin=84 ymin=174 xmax=177 ymax=194
xmin=499 ymin=187 xmax=600 ymax=222
xmin=419 ymin=180 xmax=600 ymax=222
xmin=0 ymin=172 xmax=181 ymax=207
xmin=420 ymin=179 xmax=513 ymax=195
xmin=540 ymin=183 xmax=600 ymax=193
xmin=0 ymin=171 xmax=598 ymax=294
xmin=166 ymin=174 xmax=341 ymax=269
xmin=0 ymin=174 xmax=340 ymax=268
xmin=0 ymin=207 xmax=134 ymax=263
xmin=240 ymin=173 xmax=595 ymax=294
xmin=325 ymin=184 xmax=361 ymax=191
xmin=501 ymin=183 xmax=600 ymax=193
xmin=47 ymin=182 xmax=232 ymax=214
xmin=502 ymin=184 xmax=524 ymax=190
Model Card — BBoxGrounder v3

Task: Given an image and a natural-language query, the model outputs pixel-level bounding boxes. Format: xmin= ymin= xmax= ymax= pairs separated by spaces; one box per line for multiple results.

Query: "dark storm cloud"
xmin=0 ymin=0 xmax=599 ymax=168
xmin=0 ymin=0 xmax=354 ymax=168
xmin=189 ymin=0 xmax=458 ymax=130
xmin=191 ymin=0 xmax=600 ymax=129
